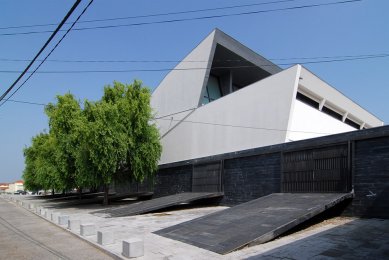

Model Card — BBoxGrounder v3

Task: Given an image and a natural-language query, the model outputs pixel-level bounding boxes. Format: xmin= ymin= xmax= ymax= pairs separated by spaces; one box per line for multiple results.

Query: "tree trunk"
xmin=51 ymin=189 xmax=54 ymax=196
xmin=103 ymin=184 xmax=109 ymax=206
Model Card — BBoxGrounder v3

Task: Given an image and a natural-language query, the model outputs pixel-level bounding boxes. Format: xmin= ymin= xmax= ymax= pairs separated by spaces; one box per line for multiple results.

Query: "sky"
xmin=0 ymin=0 xmax=388 ymax=183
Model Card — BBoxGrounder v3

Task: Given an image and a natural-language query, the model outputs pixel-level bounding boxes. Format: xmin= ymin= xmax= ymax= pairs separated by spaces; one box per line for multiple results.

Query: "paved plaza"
xmin=2 ymin=194 xmax=389 ymax=259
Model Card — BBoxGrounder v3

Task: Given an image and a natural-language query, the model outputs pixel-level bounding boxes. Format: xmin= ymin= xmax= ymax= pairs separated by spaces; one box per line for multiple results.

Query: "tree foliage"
xmin=23 ymin=80 xmax=162 ymax=203
xmin=45 ymin=93 xmax=83 ymax=191
xmin=23 ymin=133 xmax=59 ymax=191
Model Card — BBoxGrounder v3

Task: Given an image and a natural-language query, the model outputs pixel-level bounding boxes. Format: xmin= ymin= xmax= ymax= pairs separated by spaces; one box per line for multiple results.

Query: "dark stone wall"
xmin=221 ymin=153 xmax=281 ymax=205
xmin=344 ymin=137 xmax=389 ymax=218
xmin=154 ymin=165 xmax=192 ymax=197
xmin=156 ymin=126 xmax=389 ymax=218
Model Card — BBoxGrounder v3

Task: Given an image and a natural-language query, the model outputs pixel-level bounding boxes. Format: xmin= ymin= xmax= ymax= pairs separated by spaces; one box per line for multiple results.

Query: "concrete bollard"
xmin=58 ymin=215 xmax=69 ymax=225
xmin=97 ymin=231 xmax=114 ymax=245
xmin=41 ymin=208 xmax=47 ymax=216
xmin=51 ymin=212 xmax=61 ymax=223
xmin=29 ymin=204 xmax=35 ymax=210
xmin=80 ymin=223 xmax=96 ymax=236
xmin=122 ymin=238 xmax=144 ymax=258
xmin=44 ymin=210 xmax=51 ymax=219
xmin=68 ymin=219 xmax=81 ymax=231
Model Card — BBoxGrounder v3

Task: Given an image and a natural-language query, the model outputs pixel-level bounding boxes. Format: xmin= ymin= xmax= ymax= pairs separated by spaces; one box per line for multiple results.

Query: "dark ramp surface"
xmin=93 ymin=192 xmax=223 ymax=217
xmin=154 ymin=193 xmax=353 ymax=255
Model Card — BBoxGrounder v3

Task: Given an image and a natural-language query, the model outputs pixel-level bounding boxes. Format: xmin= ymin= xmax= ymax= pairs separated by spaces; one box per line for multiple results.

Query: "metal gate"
xmin=192 ymin=161 xmax=222 ymax=192
xmin=282 ymin=144 xmax=351 ymax=193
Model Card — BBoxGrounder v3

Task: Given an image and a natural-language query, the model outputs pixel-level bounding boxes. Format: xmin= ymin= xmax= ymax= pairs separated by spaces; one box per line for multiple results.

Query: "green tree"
xmin=23 ymin=132 xmax=59 ymax=192
xmin=23 ymin=80 xmax=161 ymax=204
xmin=76 ymin=80 xmax=161 ymax=205
xmin=75 ymin=99 xmax=128 ymax=204
xmin=45 ymin=94 xmax=83 ymax=191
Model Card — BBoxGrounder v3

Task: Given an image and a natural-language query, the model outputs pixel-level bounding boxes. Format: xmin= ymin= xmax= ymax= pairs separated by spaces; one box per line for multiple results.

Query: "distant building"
xmin=151 ymin=28 xmax=383 ymax=165
xmin=0 ymin=183 xmax=9 ymax=193
xmin=5 ymin=180 xmax=24 ymax=194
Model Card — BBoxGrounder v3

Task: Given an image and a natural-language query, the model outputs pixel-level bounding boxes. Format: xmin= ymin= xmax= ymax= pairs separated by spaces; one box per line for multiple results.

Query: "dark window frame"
xmin=345 ymin=118 xmax=360 ymax=129
xmin=296 ymin=92 xmax=320 ymax=109
xmin=321 ymin=106 xmax=343 ymax=121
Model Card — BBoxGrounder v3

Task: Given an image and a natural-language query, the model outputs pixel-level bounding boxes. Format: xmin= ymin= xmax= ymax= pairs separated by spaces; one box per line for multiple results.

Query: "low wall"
xmin=155 ymin=126 xmax=389 ymax=218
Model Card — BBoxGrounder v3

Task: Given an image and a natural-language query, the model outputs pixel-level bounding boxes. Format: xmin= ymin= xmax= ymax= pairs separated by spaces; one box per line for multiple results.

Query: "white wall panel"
xmin=287 ymin=100 xmax=355 ymax=141
xmin=159 ymin=65 xmax=300 ymax=165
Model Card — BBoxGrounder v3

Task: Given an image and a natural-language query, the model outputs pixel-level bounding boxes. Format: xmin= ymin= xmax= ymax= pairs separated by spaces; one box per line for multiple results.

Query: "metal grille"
xmin=192 ymin=162 xmax=222 ymax=192
xmin=282 ymin=144 xmax=351 ymax=192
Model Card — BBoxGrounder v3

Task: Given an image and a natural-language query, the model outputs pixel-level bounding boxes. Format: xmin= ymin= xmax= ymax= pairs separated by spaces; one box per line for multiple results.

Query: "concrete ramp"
xmin=94 ymin=192 xmax=223 ymax=217
xmin=154 ymin=193 xmax=353 ymax=254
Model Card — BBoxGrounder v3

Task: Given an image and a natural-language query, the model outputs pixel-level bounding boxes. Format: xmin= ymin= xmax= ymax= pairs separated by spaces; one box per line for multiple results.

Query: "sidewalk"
xmin=0 ymin=197 xmax=114 ymax=260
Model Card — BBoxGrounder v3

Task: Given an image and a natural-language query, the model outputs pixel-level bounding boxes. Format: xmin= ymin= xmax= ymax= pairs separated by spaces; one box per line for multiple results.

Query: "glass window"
xmin=202 ymin=75 xmax=222 ymax=104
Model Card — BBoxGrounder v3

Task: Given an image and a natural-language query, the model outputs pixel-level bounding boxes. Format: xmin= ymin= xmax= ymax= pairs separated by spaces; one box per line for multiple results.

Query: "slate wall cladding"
xmin=154 ymin=165 xmax=192 ymax=197
xmin=222 ymin=153 xmax=281 ymax=205
xmin=157 ymin=126 xmax=389 ymax=218
xmin=345 ymin=136 xmax=389 ymax=218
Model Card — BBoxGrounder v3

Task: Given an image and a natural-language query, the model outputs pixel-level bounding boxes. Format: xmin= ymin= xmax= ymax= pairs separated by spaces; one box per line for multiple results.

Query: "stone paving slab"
xmin=155 ymin=193 xmax=353 ymax=254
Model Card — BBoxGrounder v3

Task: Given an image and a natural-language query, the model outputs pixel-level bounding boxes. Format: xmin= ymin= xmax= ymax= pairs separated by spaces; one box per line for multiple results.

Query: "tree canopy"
xmin=23 ymin=80 xmax=162 ymax=204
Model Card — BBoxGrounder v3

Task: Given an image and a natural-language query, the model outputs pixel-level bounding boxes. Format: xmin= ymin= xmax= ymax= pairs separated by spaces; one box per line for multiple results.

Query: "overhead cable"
xmin=0 ymin=0 xmax=300 ymax=30
xmin=0 ymin=0 xmax=362 ymax=37
xmin=0 ymin=0 xmax=95 ymax=108
xmin=0 ymin=53 xmax=387 ymax=74
xmin=0 ymin=0 xmax=82 ymax=104
xmin=1 ymin=53 xmax=387 ymax=64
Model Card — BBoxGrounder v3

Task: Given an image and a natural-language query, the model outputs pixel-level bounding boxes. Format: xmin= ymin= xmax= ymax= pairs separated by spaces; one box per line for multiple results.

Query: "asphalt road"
xmin=0 ymin=198 xmax=114 ymax=260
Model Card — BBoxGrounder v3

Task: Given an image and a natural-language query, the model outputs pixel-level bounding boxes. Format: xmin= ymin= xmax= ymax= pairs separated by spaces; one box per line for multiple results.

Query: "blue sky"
xmin=0 ymin=0 xmax=388 ymax=183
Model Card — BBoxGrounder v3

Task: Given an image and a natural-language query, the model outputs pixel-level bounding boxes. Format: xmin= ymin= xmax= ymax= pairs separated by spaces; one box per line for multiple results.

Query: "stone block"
xmin=122 ymin=238 xmax=144 ymax=258
xmin=51 ymin=212 xmax=60 ymax=223
xmin=97 ymin=230 xmax=114 ymax=245
xmin=44 ymin=210 xmax=51 ymax=218
xmin=29 ymin=204 xmax=35 ymax=210
xmin=80 ymin=223 xmax=96 ymax=236
xmin=68 ymin=219 xmax=81 ymax=231
xmin=58 ymin=215 xmax=69 ymax=225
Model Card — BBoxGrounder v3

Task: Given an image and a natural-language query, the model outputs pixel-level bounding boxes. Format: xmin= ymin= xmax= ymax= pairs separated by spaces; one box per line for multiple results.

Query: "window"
xmin=345 ymin=118 xmax=360 ymax=129
xmin=296 ymin=92 xmax=319 ymax=109
xmin=202 ymin=75 xmax=222 ymax=104
xmin=322 ymin=106 xmax=343 ymax=121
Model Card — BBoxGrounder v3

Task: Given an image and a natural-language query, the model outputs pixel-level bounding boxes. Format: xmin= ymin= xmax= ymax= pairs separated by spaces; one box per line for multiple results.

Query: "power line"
xmin=0 ymin=0 xmax=362 ymax=37
xmin=7 ymin=99 xmax=46 ymax=106
xmin=0 ymin=54 xmax=387 ymax=74
xmin=154 ymin=108 xmax=197 ymax=119
xmin=0 ymin=0 xmax=300 ymax=30
xmin=155 ymin=117 xmax=334 ymax=135
xmin=0 ymin=0 xmax=95 ymax=108
xmin=2 ymin=97 xmax=334 ymax=135
xmin=1 ymin=53 xmax=387 ymax=64
xmin=0 ymin=0 xmax=82 ymax=104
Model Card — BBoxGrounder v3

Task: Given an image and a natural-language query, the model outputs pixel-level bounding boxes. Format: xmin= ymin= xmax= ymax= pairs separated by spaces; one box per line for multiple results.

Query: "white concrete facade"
xmin=151 ymin=29 xmax=383 ymax=165
xmin=287 ymin=100 xmax=355 ymax=141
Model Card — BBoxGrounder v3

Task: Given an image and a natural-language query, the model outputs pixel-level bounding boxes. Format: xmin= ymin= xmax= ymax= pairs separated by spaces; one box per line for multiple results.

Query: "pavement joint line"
xmin=5 ymin=196 xmax=124 ymax=260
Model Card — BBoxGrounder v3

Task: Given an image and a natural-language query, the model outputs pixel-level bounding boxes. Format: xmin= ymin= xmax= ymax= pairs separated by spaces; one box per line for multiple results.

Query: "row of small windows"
xmin=296 ymin=92 xmax=362 ymax=130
